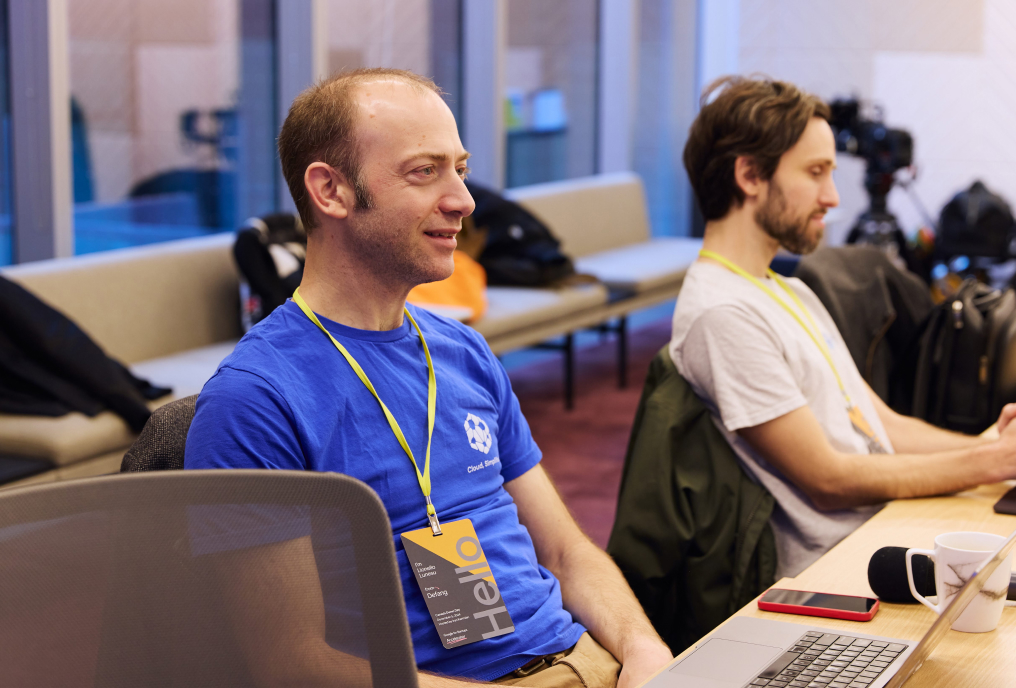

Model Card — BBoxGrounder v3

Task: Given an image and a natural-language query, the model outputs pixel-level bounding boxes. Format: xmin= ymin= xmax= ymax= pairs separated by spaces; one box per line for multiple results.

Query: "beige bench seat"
xmin=0 ymin=234 xmax=240 ymax=485
xmin=505 ymin=171 xmax=700 ymax=294
xmin=473 ymin=284 xmax=609 ymax=351
xmin=573 ymin=237 xmax=703 ymax=294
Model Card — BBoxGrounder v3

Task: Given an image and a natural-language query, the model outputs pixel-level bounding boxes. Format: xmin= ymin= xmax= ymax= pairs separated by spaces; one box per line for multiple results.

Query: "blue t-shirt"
xmin=184 ymin=300 xmax=585 ymax=680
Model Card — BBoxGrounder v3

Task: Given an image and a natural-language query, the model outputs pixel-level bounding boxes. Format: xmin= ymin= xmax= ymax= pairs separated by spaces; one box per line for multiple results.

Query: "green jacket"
xmin=606 ymin=347 xmax=777 ymax=654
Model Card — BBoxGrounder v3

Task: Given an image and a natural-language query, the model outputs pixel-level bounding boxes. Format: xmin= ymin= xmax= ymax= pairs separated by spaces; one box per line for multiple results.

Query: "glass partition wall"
xmin=504 ymin=0 xmax=598 ymax=188
xmin=326 ymin=0 xmax=462 ymax=122
xmin=67 ymin=0 xmax=268 ymax=255
xmin=0 ymin=0 xmax=11 ymax=265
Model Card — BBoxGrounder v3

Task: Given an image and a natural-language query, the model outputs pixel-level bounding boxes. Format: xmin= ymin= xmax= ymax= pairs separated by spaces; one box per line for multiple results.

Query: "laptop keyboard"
xmin=747 ymin=631 xmax=907 ymax=688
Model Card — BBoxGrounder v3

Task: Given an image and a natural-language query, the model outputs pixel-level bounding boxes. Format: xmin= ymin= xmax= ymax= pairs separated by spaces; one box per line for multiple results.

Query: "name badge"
xmin=401 ymin=519 xmax=515 ymax=649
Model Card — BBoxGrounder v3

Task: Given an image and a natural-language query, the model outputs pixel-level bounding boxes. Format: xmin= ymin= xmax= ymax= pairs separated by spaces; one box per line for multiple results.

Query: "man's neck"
xmin=298 ymin=237 xmax=411 ymax=332
xmin=699 ymin=209 xmax=780 ymax=278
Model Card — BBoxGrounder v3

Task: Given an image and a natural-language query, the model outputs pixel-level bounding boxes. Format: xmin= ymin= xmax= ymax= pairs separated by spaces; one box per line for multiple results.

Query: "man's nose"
xmin=820 ymin=177 xmax=840 ymax=208
xmin=444 ymin=175 xmax=476 ymax=217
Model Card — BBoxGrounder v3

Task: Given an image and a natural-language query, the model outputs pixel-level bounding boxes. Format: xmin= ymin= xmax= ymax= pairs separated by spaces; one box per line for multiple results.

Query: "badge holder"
xmin=402 ymin=519 xmax=515 ymax=649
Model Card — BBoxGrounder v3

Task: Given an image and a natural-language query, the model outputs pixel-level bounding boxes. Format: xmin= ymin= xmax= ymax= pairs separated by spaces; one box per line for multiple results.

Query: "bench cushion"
xmin=129 ymin=340 xmax=237 ymax=400
xmin=471 ymin=284 xmax=609 ymax=340
xmin=0 ymin=234 xmax=240 ymax=365
xmin=0 ymin=341 xmax=236 ymax=466
xmin=574 ymin=238 xmax=703 ymax=294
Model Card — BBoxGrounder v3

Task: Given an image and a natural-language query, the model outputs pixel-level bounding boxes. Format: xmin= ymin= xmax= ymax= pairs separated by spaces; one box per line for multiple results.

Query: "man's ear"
xmin=733 ymin=155 xmax=766 ymax=202
xmin=304 ymin=162 xmax=353 ymax=222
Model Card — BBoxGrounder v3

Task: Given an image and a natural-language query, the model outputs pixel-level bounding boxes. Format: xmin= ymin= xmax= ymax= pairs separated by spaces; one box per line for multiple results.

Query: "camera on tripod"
xmin=828 ymin=98 xmax=915 ymax=269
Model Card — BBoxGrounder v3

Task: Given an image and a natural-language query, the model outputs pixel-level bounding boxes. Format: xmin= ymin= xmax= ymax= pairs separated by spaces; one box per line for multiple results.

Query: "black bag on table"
xmin=466 ymin=181 xmax=576 ymax=287
xmin=233 ymin=213 xmax=306 ymax=331
xmin=912 ymin=279 xmax=1016 ymax=434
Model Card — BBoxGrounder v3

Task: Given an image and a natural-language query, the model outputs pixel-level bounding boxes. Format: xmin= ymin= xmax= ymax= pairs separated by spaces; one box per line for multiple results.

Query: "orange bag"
xmin=407 ymin=251 xmax=488 ymax=322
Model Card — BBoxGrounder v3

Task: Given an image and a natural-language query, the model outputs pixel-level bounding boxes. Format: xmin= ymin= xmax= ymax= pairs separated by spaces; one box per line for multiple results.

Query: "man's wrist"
xmin=618 ymin=631 xmax=671 ymax=664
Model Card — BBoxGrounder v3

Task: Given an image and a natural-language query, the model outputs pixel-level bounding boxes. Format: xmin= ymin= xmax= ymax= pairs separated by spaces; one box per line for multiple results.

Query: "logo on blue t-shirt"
xmin=464 ymin=413 xmax=492 ymax=454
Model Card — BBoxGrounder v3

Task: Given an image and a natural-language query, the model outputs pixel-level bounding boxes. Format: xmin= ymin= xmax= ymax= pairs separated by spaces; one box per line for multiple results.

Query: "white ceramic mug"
xmin=906 ymin=531 xmax=1012 ymax=633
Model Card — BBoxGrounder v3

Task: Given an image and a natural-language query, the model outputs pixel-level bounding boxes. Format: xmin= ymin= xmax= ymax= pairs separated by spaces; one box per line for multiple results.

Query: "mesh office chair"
xmin=0 ymin=470 xmax=419 ymax=687
xmin=120 ymin=395 xmax=197 ymax=472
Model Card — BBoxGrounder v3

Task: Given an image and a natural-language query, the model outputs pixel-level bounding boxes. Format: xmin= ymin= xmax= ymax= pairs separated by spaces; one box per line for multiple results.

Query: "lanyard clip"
xmin=428 ymin=511 xmax=443 ymax=536
xmin=426 ymin=495 xmax=442 ymax=536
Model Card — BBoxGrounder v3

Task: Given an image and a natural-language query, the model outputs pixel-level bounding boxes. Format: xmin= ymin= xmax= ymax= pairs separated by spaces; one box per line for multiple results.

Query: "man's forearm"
xmin=549 ymin=536 xmax=668 ymax=665
xmin=739 ymin=405 xmax=1016 ymax=512
xmin=808 ymin=442 xmax=1011 ymax=510
xmin=882 ymin=412 xmax=988 ymax=454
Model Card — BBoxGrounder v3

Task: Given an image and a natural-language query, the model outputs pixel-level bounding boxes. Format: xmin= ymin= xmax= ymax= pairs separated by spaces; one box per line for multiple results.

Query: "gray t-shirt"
xmin=670 ymin=261 xmax=892 ymax=578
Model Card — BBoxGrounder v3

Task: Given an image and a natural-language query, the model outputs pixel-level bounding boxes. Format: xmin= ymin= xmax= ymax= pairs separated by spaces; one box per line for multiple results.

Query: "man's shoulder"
xmin=673 ymin=263 xmax=765 ymax=338
xmin=211 ymin=303 xmax=311 ymax=388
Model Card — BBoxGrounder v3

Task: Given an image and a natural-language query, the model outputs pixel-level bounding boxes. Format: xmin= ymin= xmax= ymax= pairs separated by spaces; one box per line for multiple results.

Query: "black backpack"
xmin=937 ymin=181 xmax=1016 ymax=260
xmin=466 ymin=181 xmax=576 ymax=287
xmin=233 ymin=213 xmax=306 ymax=331
xmin=911 ymin=279 xmax=1016 ymax=433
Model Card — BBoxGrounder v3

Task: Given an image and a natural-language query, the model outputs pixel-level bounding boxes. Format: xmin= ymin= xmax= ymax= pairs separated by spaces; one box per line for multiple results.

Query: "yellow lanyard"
xmin=292 ymin=288 xmax=443 ymax=535
xmin=698 ymin=250 xmax=852 ymax=406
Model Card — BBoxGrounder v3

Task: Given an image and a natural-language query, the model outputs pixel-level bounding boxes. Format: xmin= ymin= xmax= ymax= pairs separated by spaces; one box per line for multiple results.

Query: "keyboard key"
xmin=818 ymin=634 xmax=840 ymax=645
xmin=869 ymin=661 xmax=888 ymax=669
xmin=886 ymin=644 xmax=906 ymax=652
xmin=759 ymin=651 xmax=802 ymax=679
xmin=850 ymin=639 xmax=871 ymax=647
xmin=860 ymin=671 xmax=880 ymax=679
xmin=869 ymin=641 xmax=887 ymax=648
xmin=836 ymin=636 xmax=857 ymax=644
xmin=789 ymin=681 xmax=809 ymax=687
xmin=751 ymin=680 xmax=770 ymax=686
xmin=770 ymin=682 xmax=788 ymax=687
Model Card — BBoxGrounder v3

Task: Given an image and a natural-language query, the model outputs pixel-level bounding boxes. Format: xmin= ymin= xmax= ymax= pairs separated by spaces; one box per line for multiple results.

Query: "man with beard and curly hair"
xmin=671 ymin=76 xmax=1016 ymax=579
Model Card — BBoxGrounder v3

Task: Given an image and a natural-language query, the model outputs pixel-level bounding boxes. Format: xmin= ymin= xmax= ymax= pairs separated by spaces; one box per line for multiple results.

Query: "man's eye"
xmin=418 ymin=166 xmax=436 ymax=176
xmin=458 ymin=166 xmax=471 ymax=179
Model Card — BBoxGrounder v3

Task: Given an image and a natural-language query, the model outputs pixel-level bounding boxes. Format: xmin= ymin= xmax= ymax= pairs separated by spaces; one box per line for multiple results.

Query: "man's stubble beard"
xmin=344 ymin=204 xmax=452 ymax=290
xmin=754 ymin=178 xmax=823 ymax=255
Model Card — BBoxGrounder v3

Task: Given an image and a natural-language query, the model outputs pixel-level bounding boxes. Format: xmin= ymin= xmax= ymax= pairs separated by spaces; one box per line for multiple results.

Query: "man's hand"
xmin=616 ymin=637 xmax=673 ymax=688
xmin=997 ymin=403 xmax=1016 ymax=435
xmin=505 ymin=465 xmax=671 ymax=688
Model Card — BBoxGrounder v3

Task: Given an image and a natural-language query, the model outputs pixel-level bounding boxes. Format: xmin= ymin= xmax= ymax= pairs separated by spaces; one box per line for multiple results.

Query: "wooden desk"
xmin=673 ymin=483 xmax=1016 ymax=686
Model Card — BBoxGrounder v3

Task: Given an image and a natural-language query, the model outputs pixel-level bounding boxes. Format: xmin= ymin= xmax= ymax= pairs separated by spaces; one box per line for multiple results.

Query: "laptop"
xmin=644 ymin=527 xmax=1016 ymax=688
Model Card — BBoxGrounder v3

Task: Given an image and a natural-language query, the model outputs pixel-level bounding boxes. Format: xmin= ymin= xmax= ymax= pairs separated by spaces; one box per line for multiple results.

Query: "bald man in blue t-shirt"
xmin=185 ymin=68 xmax=672 ymax=688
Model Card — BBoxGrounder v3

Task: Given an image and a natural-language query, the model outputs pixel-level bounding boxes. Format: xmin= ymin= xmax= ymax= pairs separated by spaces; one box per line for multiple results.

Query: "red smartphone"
xmin=758 ymin=588 xmax=879 ymax=621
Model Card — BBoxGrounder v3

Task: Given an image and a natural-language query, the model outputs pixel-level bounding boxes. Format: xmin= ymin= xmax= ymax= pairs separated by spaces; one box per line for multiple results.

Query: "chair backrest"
xmin=121 ymin=394 xmax=198 ymax=472
xmin=0 ymin=470 xmax=418 ymax=687
xmin=505 ymin=171 xmax=650 ymax=258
